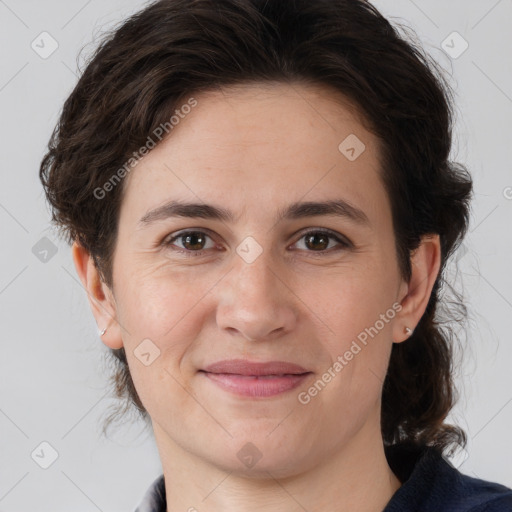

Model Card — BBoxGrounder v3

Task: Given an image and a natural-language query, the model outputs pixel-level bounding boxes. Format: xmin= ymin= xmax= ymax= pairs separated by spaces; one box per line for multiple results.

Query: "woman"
xmin=39 ymin=0 xmax=512 ymax=510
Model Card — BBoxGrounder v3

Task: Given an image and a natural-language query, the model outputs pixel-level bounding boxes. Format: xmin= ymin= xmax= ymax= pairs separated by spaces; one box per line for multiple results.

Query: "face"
xmin=100 ymin=82 xmax=411 ymax=476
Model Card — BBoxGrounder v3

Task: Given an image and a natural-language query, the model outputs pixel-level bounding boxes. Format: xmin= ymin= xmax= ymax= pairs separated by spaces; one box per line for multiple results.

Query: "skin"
xmin=73 ymin=82 xmax=441 ymax=512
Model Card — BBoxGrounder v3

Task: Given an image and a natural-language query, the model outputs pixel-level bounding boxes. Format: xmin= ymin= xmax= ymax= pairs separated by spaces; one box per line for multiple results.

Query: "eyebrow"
xmin=138 ymin=198 xmax=370 ymax=227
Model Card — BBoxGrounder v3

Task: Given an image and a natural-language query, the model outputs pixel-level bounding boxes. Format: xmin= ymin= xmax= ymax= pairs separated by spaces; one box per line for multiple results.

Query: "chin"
xmin=199 ymin=431 xmax=312 ymax=478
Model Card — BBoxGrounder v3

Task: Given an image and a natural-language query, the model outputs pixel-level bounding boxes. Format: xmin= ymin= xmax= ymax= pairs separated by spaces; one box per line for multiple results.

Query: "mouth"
xmin=199 ymin=359 xmax=313 ymax=398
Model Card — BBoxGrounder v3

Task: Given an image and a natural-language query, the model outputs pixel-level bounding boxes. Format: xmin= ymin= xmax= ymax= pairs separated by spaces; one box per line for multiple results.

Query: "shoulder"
xmin=460 ymin=473 xmax=512 ymax=512
xmin=384 ymin=443 xmax=512 ymax=512
xmin=468 ymin=494 xmax=512 ymax=511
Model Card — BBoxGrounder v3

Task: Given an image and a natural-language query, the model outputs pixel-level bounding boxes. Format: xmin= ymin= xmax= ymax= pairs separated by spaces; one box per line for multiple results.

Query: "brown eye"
xmin=180 ymin=232 xmax=207 ymax=250
xmin=304 ymin=232 xmax=330 ymax=251
xmin=293 ymin=229 xmax=351 ymax=254
xmin=165 ymin=231 xmax=215 ymax=254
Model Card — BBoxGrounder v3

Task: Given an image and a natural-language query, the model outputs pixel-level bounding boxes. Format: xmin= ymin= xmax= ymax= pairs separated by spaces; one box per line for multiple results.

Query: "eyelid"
xmin=292 ymin=227 xmax=352 ymax=245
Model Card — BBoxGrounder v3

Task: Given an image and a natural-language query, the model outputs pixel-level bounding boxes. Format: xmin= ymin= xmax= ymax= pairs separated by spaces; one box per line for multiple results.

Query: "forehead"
xmin=119 ymin=81 xmax=389 ymax=228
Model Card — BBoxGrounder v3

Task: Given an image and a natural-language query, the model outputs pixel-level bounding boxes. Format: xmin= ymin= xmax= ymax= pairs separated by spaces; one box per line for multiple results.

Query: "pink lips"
xmin=200 ymin=359 xmax=312 ymax=398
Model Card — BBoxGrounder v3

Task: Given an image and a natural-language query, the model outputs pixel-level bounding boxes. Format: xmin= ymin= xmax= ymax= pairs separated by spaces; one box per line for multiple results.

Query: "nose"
xmin=216 ymin=250 xmax=298 ymax=342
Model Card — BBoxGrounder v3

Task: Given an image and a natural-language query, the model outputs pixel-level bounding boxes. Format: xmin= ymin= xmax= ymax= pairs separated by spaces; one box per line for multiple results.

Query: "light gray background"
xmin=0 ymin=0 xmax=511 ymax=510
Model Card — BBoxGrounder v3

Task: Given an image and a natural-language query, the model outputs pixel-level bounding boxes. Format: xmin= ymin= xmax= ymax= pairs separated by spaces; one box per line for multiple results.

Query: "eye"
xmin=291 ymin=229 xmax=352 ymax=254
xmin=164 ymin=230 xmax=217 ymax=255
xmin=163 ymin=228 xmax=352 ymax=257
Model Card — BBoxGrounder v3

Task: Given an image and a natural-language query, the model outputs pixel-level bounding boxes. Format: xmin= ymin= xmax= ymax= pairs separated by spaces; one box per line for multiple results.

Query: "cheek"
xmin=111 ymin=266 xmax=209 ymax=405
xmin=114 ymin=258 xmax=215 ymax=337
xmin=114 ymin=269 xmax=207 ymax=418
xmin=305 ymin=267 xmax=397 ymax=400
xmin=310 ymin=266 xmax=396 ymax=341
xmin=304 ymin=280 xmax=395 ymax=420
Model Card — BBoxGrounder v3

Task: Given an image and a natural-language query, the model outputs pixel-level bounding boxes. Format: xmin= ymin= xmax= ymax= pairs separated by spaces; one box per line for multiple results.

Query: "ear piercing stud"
xmin=99 ymin=327 xmax=107 ymax=336
xmin=404 ymin=326 xmax=413 ymax=336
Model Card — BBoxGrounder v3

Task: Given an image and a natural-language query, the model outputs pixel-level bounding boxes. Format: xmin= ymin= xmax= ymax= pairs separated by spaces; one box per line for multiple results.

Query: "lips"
xmin=201 ymin=359 xmax=310 ymax=376
xmin=199 ymin=359 xmax=312 ymax=398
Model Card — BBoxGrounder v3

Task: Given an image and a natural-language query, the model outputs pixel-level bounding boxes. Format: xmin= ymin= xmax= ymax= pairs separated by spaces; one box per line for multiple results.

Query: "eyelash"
xmin=162 ymin=228 xmax=352 ymax=257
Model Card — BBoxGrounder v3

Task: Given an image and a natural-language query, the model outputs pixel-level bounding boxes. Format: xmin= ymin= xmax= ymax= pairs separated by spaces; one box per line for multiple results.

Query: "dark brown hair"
xmin=39 ymin=0 xmax=472 ymax=454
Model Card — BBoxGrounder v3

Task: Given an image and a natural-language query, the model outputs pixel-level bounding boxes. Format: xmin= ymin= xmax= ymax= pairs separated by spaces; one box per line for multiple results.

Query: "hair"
xmin=40 ymin=0 xmax=472 ymax=454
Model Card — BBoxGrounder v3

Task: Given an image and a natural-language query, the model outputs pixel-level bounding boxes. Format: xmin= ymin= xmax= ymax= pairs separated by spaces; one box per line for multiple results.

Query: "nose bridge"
xmin=216 ymin=241 xmax=297 ymax=341
xmin=230 ymin=232 xmax=279 ymax=293
xmin=235 ymin=246 xmax=279 ymax=298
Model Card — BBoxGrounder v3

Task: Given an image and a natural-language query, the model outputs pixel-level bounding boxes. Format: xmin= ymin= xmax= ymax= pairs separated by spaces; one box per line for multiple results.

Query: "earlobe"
xmin=71 ymin=241 xmax=124 ymax=349
xmin=392 ymin=234 xmax=441 ymax=344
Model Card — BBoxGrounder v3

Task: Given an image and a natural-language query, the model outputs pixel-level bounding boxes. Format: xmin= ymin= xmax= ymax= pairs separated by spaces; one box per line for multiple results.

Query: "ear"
xmin=392 ymin=234 xmax=441 ymax=344
xmin=71 ymin=241 xmax=124 ymax=349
